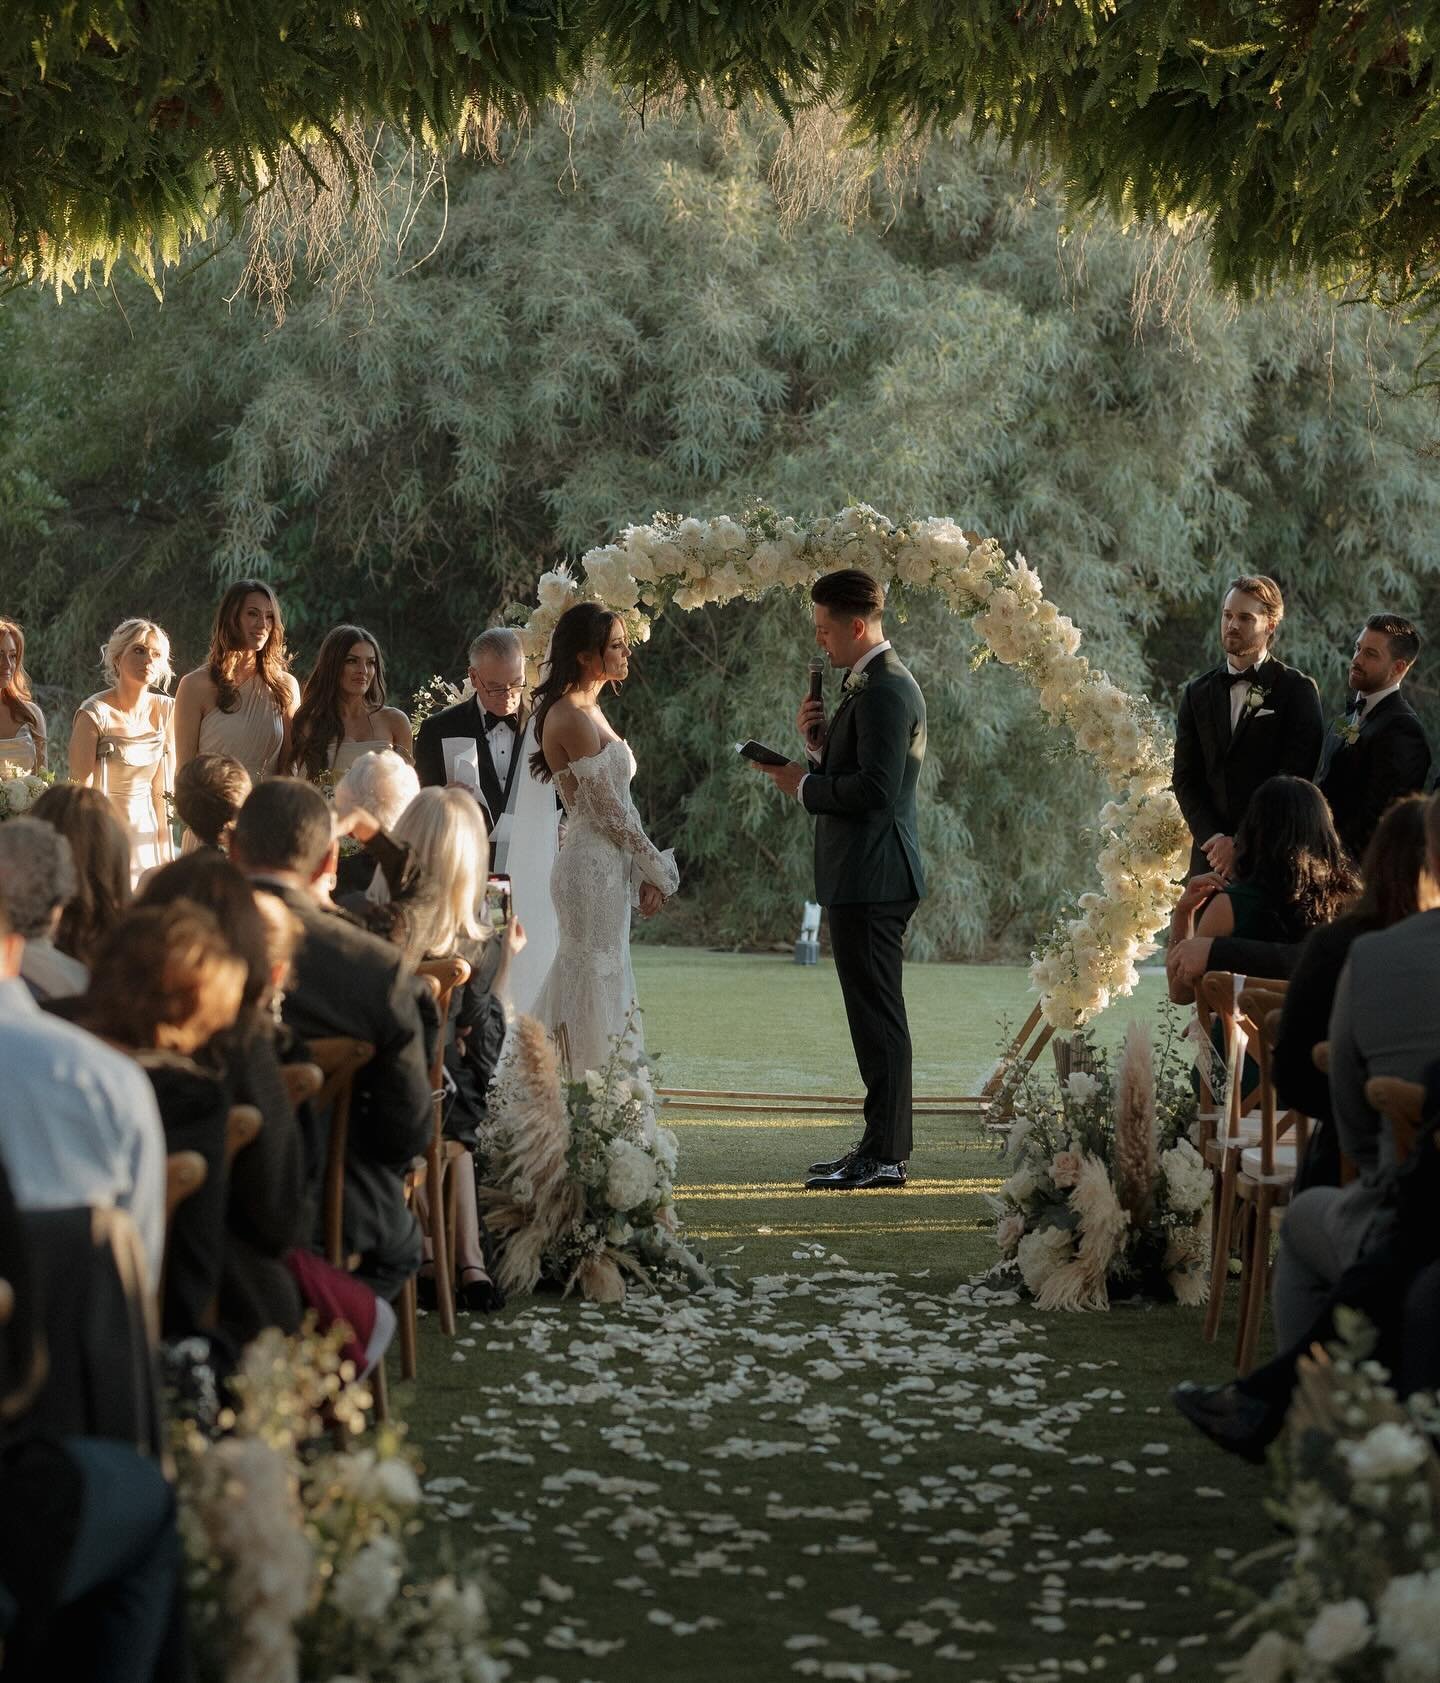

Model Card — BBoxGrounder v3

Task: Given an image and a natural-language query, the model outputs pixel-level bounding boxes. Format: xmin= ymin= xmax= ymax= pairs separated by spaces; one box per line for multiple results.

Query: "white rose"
xmin=537 ymin=570 xmax=577 ymax=614
xmin=330 ymin=1535 xmax=403 ymax=1623
xmin=1161 ymin=1141 xmax=1211 ymax=1216
xmin=1378 ymin=1569 xmax=1440 ymax=1681
xmin=370 ymin=1456 xmax=422 ymax=1508
xmin=1342 ymin=1421 xmax=1430 ymax=1483
xmin=604 ymin=1138 xmax=659 ymax=1212
xmin=654 ymin=1126 xmax=680 ymax=1175
xmin=1303 ymin=1599 xmax=1371 ymax=1666
xmin=999 ymin=1163 xmax=1040 ymax=1206
xmin=1016 ymin=1226 xmax=1072 ymax=1295
xmin=896 ymin=552 xmax=931 ymax=586
xmin=1 ymin=777 xmax=33 ymax=814
xmin=1065 ymin=1071 xmax=1099 ymax=1105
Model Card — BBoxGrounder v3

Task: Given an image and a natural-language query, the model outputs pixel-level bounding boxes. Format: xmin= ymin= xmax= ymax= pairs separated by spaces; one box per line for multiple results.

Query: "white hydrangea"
xmin=330 ymin=1534 xmax=404 ymax=1623
xmin=1161 ymin=1140 xmax=1211 ymax=1216
xmin=1377 ymin=1569 xmax=1440 ymax=1683
xmin=1303 ymin=1599 xmax=1371 ymax=1665
xmin=1065 ymin=1071 xmax=1100 ymax=1105
xmin=604 ymin=1138 xmax=659 ymax=1212
xmin=1342 ymin=1421 xmax=1430 ymax=1483
xmin=1016 ymin=1225 xmax=1073 ymax=1295
xmin=1 ymin=777 xmax=34 ymax=815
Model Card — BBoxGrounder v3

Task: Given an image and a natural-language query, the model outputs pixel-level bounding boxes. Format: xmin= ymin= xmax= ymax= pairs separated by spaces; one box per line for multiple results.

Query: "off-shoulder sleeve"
xmin=557 ymin=758 xmax=679 ymax=897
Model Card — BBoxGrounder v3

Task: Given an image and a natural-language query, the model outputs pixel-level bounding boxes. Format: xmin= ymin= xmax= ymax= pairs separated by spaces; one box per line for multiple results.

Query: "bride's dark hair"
xmin=529 ymin=603 xmax=624 ymax=784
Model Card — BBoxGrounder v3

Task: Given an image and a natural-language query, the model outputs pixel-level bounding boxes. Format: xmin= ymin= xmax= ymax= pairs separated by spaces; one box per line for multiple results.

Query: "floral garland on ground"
xmin=987 ymin=1011 xmax=1209 ymax=1309
xmin=478 ymin=1015 xmax=713 ymax=1303
xmin=515 ymin=505 xmax=1188 ymax=1028
xmin=1228 ymin=1315 xmax=1440 ymax=1682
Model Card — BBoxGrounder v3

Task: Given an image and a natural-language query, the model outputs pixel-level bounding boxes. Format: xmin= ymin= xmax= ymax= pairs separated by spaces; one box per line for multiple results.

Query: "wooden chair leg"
xmin=445 ymin=1158 xmax=461 ymax=1299
xmin=1204 ymin=1154 xmax=1240 ymax=1343
xmin=1233 ymin=1203 xmax=1256 ymax=1369
xmin=427 ymin=1140 xmax=456 ymax=1339
xmin=372 ymin=1350 xmax=391 ymax=1422
xmin=398 ymin=1276 xmax=418 ymax=1381
xmin=1239 ymin=1191 xmax=1274 ymax=1375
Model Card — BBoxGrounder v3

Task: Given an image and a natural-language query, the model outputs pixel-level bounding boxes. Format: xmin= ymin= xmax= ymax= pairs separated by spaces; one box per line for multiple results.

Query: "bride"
xmin=525 ymin=603 xmax=679 ymax=1073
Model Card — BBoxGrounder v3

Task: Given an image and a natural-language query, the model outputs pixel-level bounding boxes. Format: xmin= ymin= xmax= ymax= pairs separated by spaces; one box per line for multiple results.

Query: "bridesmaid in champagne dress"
xmin=289 ymin=624 xmax=413 ymax=784
xmin=0 ymin=617 xmax=46 ymax=773
xmin=174 ymin=580 xmax=300 ymax=788
xmin=68 ymin=619 xmax=176 ymax=886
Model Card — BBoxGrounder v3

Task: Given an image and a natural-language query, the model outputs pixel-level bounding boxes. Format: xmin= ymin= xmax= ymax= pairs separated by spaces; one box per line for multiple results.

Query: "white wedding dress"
xmin=527 ymin=738 xmax=678 ymax=1075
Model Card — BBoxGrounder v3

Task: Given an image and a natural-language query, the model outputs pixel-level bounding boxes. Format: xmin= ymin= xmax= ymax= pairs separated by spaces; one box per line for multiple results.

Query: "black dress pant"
xmin=827 ymin=899 xmax=918 ymax=1163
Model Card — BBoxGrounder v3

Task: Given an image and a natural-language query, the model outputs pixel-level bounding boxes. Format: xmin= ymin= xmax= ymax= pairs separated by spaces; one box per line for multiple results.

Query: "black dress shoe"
xmin=808 ymin=1143 xmax=863 ymax=1176
xmin=1171 ymin=1380 xmax=1281 ymax=1463
xmin=804 ymin=1156 xmax=907 ymax=1191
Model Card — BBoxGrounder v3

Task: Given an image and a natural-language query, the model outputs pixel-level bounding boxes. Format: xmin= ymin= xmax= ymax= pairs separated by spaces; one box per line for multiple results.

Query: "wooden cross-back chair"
xmin=1365 ymin=1077 xmax=1427 ymax=1170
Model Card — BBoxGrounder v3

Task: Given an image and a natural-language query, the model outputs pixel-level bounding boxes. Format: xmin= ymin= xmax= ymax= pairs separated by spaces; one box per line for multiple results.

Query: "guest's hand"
xmin=504 ymin=916 xmax=528 ymax=956
xmin=335 ymin=806 xmax=381 ymax=844
xmin=1175 ymin=872 xmax=1226 ymax=917
xmin=796 ymin=697 xmax=826 ymax=752
xmin=754 ymin=759 xmax=806 ymax=800
xmin=1202 ymin=834 xmax=1236 ymax=877
xmin=1166 ymin=935 xmax=1215 ymax=987
xmin=638 ymin=883 xmax=666 ymax=919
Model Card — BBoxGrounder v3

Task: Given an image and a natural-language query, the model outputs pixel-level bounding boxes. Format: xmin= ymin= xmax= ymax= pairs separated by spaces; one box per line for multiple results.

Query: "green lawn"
xmin=399 ymin=951 xmax=1261 ymax=1682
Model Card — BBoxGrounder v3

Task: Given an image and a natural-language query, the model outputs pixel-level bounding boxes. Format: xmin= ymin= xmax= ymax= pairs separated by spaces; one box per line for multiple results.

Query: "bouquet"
xmin=0 ymin=761 xmax=53 ymax=818
xmin=409 ymin=674 xmax=462 ymax=735
xmin=478 ymin=1014 xmax=712 ymax=1303
xmin=177 ymin=1321 xmax=501 ymax=1683
xmin=1227 ymin=1314 xmax=1440 ymax=1682
xmin=987 ymin=1006 xmax=1208 ymax=1309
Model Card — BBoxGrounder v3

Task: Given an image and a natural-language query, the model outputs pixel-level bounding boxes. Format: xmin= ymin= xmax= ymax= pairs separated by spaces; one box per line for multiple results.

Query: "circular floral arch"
xmin=519 ymin=505 xmax=1188 ymax=1029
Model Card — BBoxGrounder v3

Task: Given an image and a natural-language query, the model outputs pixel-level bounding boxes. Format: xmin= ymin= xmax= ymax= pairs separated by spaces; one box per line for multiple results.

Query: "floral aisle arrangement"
xmin=0 ymin=760 xmax=54 ymax=817
xmin=409 ymin=674 xmax=463 ymax=736
xmin=477 ymin=1015 xmax=712 ymax=1304
xmin=514 ymin=504 xmax=1188 ymax=1029
xmin=1229 ymin=1318 xmax=1440 ymax=1683
xmin=987 ymin=1013 xmax=1208 ymax=1310
xmin=178 ymin=1324 xmax=500 ymax=1683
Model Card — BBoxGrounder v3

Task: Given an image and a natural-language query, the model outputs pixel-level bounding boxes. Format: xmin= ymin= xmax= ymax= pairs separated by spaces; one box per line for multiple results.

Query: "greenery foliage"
xmin=12 ymin=3 xmax=1440 ymax=314
xmin=4 ymin=93 xmax=1440 ymax=956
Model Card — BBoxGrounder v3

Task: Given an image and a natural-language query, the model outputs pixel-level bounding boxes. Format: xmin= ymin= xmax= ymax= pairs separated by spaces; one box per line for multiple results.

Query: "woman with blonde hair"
xmin=0 ymin=616 xmax=46 ymax=772
xmin=379 ymin=786 xmax=525 ymax=1312
xmin=174 ymin=579 xmax=299 ymax=784
xmin=68 ymin=618 xmax=176 ymax=885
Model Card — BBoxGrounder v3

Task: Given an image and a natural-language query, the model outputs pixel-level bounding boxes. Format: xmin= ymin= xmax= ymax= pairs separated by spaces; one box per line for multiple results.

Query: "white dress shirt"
xmin=483 ymin=707 xmax=517 ymax=785
xmin=0 ymin=977 xmax=166 ymax=1287
xmin=1354 ymin=681 xmax=1402 ymax=718
xmin=799 ymin=640 xmax=892 ymax=798
xmin=1226 ymin=648 xmax=1270 ymax=733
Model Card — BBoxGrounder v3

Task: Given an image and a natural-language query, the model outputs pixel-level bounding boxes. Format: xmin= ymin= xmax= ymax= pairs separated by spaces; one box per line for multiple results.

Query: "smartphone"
xmin=486 ymin=873 xmax=513 ymax=932
xmin=735 ymin=739 xmax=790 ymax=768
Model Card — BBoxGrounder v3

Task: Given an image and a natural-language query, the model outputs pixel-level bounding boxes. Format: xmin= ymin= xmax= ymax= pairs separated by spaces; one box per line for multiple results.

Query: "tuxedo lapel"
xmin=1206 ymin=666 xmax=1232 ymax=758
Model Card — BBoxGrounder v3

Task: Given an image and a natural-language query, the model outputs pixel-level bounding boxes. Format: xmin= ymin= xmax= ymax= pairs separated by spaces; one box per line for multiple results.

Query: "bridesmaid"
xmin=289 ymin=624 xmax=413 ymax=781
xmin=174 ymin=580 xmax=299 ymax=786
xmin=0 ymin=617 xmax=47 ymax=772
xmin=68 ymin=619 xmax=176 ymax=886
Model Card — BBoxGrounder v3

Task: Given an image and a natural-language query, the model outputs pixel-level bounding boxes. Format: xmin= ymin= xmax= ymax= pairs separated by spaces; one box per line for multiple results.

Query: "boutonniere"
xmin=1333 ymin=714 xmax=1362 ymax=747
xmin=842 ymin=670 xmax=870 ymax=697
xmin=1241 ymin=682 xmax=1266 ymax=717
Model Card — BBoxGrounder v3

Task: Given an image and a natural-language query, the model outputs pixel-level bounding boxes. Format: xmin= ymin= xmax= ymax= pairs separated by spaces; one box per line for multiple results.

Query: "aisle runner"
xmin=418 ymin=1257 xmax=1238 ymax=1681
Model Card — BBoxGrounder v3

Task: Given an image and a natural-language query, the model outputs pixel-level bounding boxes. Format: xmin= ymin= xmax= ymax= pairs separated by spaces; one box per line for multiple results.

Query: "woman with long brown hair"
xmin=29 ymin=783 xmax=132 ymax=968
xmin=0 ymin=617 xmax=46 ymax=772
xmin=289 ymin=623 xmax=412 ymax=780
xmin=174 ymin=579 xmax=299 ymax=786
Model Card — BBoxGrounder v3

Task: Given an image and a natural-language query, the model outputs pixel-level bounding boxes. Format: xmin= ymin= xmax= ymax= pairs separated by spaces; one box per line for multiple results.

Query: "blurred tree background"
xmin=3 ymin=90 xmax=1439 ymax=958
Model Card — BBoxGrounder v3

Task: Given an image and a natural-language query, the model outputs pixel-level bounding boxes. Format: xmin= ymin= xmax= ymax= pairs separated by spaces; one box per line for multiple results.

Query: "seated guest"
xmin=381 ymin=787 xmax=525 ymax=1311
xmin=0 ymin=818 xmax=87 ymax=1001
xmin=137 ymin=855 xmax=311 ymax=1342
xmin=30 ymin=784 xmax=130 ymax=969
xmin=174 ymin=751 xmax=252 ymax=855
xmin=1270 ymin=791 xmax=1440 ymax=1348
xmin=0 ymin=1158 xmax=186 ymax=1680
xmin=1272 ymin=794 xmax=1438 ymax=1187
xmin=332 ymin=747 xmax=420 ymax=897
xmin=230 ymin=779 xmax=432 ymax=1302
xmin=1318 ymin=614 xmax=1431 ymax=864
xmin=1167 ymin=774 xmax=1359 ymax=1004
xmin=63 ymin=903 xmax=248 ymax=1338
xmin=0 ymin=886 xmax=166 ymax=1290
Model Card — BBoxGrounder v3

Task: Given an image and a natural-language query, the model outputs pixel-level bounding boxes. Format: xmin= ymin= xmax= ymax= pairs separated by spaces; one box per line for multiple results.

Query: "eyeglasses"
xmin=477 ymin=680 xmax=525 ymax=700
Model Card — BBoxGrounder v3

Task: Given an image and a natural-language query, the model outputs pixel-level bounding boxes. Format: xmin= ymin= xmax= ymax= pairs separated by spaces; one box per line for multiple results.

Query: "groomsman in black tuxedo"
xmin=414 ymin=627 xmax=528 ymax=857
xmin=753 ymin=569 xmax=926 ymax=1191
xmin=1172 ymin=575 xmax=1324 ymax=879
xmin=1318 ymin=614 xmax=1431 ymax=864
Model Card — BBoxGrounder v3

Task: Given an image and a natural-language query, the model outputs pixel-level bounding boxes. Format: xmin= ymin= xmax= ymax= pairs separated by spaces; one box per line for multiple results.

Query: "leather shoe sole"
xmin=804 ymin=1162 xmax=907 ymax=1191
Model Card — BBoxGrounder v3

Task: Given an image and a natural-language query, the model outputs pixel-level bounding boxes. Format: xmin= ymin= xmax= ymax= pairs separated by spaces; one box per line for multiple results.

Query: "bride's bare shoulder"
xmin=543 ymin=697 xmax=603 ymax=764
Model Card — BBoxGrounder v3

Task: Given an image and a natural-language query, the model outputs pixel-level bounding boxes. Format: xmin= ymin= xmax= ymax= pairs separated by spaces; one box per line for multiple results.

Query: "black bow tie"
xmin=483 ymin=711 xmax=519 ymax=734
xmin=1348 ymin=694 xmax=1367 ymax=719
xmin=1226 ymin=667 xmax=1261 ymax=686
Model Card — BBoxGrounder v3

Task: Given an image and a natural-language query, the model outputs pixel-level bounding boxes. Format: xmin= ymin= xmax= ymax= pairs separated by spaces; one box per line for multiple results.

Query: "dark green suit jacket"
xmin=801 ymin=647 xmax=926 ymax=907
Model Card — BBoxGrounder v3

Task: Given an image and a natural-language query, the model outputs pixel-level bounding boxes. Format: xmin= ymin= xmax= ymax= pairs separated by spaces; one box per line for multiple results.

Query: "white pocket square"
xmin=1254 ymin=708 xmax=1276 ymax=718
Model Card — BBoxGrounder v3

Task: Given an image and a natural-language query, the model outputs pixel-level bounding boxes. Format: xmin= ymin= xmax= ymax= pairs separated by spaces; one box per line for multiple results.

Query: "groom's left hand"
xmin=753 ymin=759 xmax=806 ymax=800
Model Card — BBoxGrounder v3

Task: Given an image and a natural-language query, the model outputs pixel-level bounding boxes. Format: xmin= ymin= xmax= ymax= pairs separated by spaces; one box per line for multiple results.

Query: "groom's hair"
xmin=1224 ymin=575 xmax=1285 ymax=644
xmin=812 ymin=569 xmax=885 ymax=622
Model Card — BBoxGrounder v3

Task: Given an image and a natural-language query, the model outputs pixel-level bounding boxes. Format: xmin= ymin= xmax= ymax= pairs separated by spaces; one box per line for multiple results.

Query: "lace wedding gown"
xmin=528 ymin=739 xmax=678 ymax=1074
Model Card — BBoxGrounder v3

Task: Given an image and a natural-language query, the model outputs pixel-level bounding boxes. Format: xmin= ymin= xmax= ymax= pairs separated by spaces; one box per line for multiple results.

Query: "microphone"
xmin=808 ymin=654 xmax=825 ymax=707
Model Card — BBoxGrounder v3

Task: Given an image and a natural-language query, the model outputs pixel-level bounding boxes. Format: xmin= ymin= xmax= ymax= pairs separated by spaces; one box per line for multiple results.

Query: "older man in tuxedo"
xmin=1172 ymin=574 xmax=1324 ymax=880
xmin=1318 ymin=614 xmax=1432 ymax=864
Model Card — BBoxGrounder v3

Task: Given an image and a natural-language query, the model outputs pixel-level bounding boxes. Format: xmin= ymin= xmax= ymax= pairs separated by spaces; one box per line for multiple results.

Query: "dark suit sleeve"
xmin=1349 ymin=719 xmax=1432 ymax=853
xmin=801 ymin=684 xmax=912 ymax=817
xmin=1272 ymin=927 xmax=1349 ymax=1121
xmin=1172 ymin=682 xmax=1223 ymax=845
xmin=414 ymin=716 xmax=445 ymax=788
xmin=1278 ymin=673 xmax=1325 ymax=781
xmin=358 ymin=965 xmax=433 ymax=1168
xmin=1206 ymin=934 xmax=1304 ymax=980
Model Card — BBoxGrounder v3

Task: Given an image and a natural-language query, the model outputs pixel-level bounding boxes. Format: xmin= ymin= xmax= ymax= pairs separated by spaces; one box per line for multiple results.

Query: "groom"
xmin=754 ymin=568 xmax=927 ymax=1190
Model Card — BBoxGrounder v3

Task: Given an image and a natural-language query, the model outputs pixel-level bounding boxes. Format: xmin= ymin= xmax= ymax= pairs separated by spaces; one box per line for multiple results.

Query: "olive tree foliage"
xmin=3 ymin=92 xmax=1440 ymax=956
